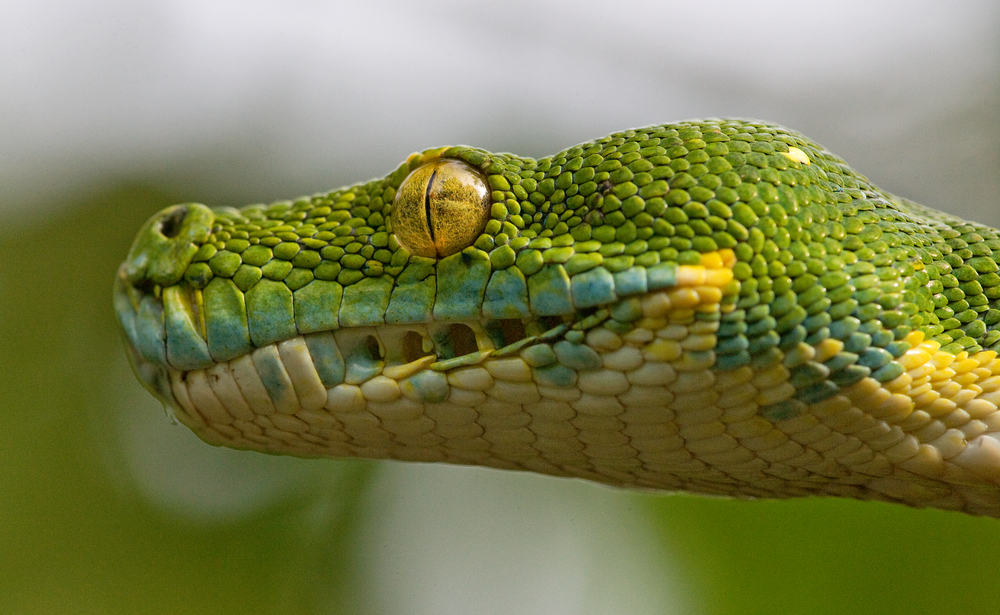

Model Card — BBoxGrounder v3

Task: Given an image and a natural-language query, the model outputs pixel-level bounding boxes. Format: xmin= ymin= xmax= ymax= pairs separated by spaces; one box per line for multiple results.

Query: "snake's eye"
xmin=390 ymin=159 xmax=491 ymax=258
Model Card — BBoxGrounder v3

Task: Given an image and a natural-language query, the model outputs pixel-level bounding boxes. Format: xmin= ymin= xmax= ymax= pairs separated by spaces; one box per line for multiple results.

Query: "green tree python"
xmin=114 ymin=119 xmax=1000 ymax=516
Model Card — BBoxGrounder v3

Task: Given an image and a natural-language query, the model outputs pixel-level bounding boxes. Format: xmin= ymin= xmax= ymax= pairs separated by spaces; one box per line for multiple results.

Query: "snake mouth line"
xmin=114 ymin=248 xmax=735 ymax=424
xmin=115 ymin=262 xmax=607 ymax=405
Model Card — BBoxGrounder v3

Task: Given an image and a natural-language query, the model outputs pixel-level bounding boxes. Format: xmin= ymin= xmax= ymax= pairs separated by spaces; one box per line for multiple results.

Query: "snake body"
xmin=115 ymin=119 xmax=1000 ymax=515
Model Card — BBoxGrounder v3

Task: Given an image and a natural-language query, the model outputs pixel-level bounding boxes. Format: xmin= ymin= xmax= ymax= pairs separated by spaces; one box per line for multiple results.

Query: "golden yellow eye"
xmin=390 ymin=159 xmax=491 ymax=258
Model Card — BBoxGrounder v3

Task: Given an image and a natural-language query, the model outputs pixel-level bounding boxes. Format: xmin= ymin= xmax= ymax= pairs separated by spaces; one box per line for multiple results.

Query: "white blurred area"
xmin=3 ymin=0 xmax=998 ymax=225
xmin=350 ymin=465 xmax=686 ymax=615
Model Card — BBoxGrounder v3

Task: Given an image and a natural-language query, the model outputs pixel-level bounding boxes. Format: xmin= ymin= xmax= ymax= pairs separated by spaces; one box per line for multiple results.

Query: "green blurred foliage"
xmin=643 ymin=495 xmax=1000 ymax=614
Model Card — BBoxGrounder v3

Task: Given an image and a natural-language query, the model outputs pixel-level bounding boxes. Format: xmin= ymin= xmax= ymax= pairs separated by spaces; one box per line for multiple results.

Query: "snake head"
xmin=110 ymin=142 xmax=715 ymax=459
xmin=114 ymin=120 xmax=1000 ymax=516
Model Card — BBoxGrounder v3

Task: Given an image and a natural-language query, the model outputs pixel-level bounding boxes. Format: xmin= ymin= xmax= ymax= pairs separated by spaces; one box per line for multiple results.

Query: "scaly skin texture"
xmin=115 ymin=119 xmax=1000 ymax=515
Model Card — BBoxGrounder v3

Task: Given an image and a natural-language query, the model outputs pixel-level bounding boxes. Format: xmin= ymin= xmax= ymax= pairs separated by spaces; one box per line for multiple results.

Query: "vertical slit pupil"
xmin=448 ymin=323 xmax=478 ymax=357
xmin=424 ymin=169 xmax=438 ymax=244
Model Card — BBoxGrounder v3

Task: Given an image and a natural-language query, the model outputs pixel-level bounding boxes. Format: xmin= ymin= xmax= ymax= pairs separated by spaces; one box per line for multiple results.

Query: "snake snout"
xmin=115 ymin=203 xmax=217 ymax=412
xmin=122 ymin=203 xmax=215 ymax=289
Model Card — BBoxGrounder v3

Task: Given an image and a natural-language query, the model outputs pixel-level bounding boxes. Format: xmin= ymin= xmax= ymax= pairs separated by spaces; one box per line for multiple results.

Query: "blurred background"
xmin=2 ymin=1 xmax=998 ymax=613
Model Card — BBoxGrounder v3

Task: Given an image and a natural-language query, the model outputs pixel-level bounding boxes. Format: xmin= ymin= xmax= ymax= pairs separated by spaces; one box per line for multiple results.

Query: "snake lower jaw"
xmin=119 ymin=273 xmax=1000 ymax=516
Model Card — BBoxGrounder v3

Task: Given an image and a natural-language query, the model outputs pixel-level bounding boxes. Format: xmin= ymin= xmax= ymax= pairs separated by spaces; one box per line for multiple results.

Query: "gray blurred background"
xmin=2 ymin=1 xmax=998 ymax=614
xmin=6 ymin=0 xmax=998 ymax=221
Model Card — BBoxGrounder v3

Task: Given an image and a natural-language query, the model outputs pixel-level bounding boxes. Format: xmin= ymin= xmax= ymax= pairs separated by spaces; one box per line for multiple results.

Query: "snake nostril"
xmin=158 ymin=206 xmax=187 ymax=238
xmin=123 ymin=202 xmax=213 ymax=288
